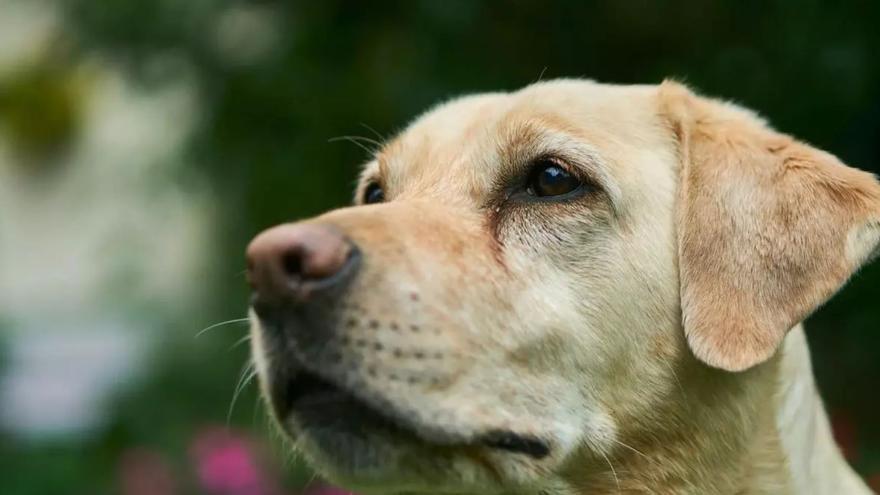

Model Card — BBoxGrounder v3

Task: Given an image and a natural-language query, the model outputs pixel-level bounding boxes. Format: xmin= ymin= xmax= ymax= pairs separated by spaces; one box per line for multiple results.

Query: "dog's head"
xmin=246 ymin=80 xmax=880 ymax=494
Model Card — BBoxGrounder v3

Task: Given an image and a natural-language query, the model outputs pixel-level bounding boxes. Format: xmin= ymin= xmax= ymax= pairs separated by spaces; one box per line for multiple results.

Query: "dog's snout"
xmin=246 ymin=223 xmax=359 ymax=307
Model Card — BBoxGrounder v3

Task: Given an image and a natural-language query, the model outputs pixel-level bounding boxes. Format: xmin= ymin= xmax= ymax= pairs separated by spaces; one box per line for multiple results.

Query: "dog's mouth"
xmin=279 ymin=369 xmax=405 ymax=436
xmin=276 ymin=367 xmax=550 ymax=460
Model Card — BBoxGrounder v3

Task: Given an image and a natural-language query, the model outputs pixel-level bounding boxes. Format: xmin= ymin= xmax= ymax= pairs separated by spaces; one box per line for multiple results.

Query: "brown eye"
xmin=527 ymin=159 xmax=582 ymax=197
xmin=363 ymin=182 xmax=384 ymax=204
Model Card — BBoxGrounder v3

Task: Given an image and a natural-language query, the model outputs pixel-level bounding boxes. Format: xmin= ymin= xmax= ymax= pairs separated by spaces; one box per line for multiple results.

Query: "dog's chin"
xmin=265 ymin=368 xmax=554 ymax=493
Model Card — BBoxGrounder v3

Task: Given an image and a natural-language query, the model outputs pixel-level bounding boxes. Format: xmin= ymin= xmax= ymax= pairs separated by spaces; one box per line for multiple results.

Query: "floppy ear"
xmin=660 ymin=81 xmax=880 ymax=372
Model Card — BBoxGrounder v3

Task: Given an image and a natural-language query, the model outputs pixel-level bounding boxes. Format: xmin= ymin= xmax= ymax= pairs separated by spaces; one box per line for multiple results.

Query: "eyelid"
xmin=518 ymin=153 xmax=594 ymax=193
xmin=531 ymin=155 xmax=577 ymax=178
xmin=356 ymin=158 xmax=382 ymax=203
xmin=356 ymin=178 xmax=379 ymax=204
xmin=540 ymin=150 xmax=621 ymax=214
xmin=490 ymin=148 xmax=621 ymax=217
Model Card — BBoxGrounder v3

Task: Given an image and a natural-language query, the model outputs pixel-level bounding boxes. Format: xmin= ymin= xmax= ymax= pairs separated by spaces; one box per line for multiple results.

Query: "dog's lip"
xmin=281 ymin=369 xmax=412 ymax=436
xmin=279 ymin=367 xmax=551 ymax=459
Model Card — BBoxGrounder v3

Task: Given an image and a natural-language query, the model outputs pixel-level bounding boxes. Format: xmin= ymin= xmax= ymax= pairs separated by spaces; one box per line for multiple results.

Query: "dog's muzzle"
xmin=245 ymin=221 xmax=551 ymax=461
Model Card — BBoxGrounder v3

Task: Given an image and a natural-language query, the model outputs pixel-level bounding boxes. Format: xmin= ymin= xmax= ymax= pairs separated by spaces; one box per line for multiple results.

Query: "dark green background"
xmin=3 ymin=1 xmax=878 ymax=493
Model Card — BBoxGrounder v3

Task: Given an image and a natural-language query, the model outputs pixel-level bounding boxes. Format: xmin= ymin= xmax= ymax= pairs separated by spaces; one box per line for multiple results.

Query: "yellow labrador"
xmin=245 ymin=80 xmax=877 ymax=494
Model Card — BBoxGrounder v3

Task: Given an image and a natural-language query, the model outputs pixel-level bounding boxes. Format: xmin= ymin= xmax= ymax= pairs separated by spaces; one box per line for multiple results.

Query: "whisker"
xmin=195 ymin=317 xmax=250 ymax=338
xmin=599 ymin=450 xmax=621 ymax=492
xmin=612 ymin=438 xmax=650 ymax=461
xmin=659 ymin=358 xmax=686 ymax=399
xmin=347 ymin=134 xmax=383 ymax=148
xmin=359 ymin=122 xmax=386 ymax=142
xmin=227 ymin=362 xmax=258 ymax=424
xmin=535 ymin=66 xmax=549 ymax=83
xmin=328 ymin=135 xmax=382 ymax=155
xmin=303 ymin=471 xmax=320 ymax=492
xmin=278 ymin=431 xmax=300 ymax=470
xmin=228 ymin=334 xmax=252 ymax=351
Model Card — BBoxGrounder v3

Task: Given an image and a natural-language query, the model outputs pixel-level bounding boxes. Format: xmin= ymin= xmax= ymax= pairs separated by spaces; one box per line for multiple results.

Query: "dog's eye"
xmin=363 ymin=182 xmax=384 ymax=204
xmin=527 ymin=159 xmax=582 ymax=197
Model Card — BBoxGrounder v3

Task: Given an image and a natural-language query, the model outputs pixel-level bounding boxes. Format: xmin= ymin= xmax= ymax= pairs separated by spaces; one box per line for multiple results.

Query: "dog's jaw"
xmin=249 ymin=310 xmax=597 ymax=494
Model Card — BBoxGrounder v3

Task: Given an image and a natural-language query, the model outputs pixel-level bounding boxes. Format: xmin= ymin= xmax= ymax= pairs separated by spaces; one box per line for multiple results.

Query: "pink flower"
xmin=190 ymin=426 xmax=282 ymax=495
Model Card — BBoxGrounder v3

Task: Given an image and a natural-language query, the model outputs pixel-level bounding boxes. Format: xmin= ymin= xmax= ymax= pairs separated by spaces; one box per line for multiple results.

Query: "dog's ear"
xmin=659 ymin=81 xmax=880 ymax=372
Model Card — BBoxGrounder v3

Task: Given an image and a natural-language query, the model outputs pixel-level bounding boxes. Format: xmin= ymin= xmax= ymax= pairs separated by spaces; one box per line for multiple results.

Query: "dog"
xmin=245 ymin=79 xmax=877 ymax=494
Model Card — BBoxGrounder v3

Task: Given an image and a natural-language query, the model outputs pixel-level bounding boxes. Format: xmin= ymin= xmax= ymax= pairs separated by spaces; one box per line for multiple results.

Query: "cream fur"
xmin=249 ymin=79 xmax=876 ymax=494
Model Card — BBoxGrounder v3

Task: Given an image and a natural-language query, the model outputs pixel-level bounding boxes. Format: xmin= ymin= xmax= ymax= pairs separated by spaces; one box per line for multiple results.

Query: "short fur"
xmin=250 ymin=79 xmax=876 ymax=494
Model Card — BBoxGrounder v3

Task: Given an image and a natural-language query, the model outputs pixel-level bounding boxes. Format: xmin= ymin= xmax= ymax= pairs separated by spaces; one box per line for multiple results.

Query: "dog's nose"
xmin=246 ymin=223 xmax=359 ymax=307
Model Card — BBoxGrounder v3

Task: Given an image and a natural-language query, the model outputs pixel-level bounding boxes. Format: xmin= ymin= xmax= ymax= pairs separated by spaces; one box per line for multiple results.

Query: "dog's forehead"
xmin=375 ymin=93 xmax=509 ymax=199
xmin=377 ymin=80 xmax=664 ymax=201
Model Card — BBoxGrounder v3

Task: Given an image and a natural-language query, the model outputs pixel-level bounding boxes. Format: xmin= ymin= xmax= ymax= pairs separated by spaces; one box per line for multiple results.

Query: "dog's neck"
xmin=774 ymin=326 xmax=870 ymax=494
xmin=550 ymin=325 xmax=868 ymax=495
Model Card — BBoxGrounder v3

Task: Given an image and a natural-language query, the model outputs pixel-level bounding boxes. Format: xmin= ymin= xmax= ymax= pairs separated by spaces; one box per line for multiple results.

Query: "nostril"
xmin=282 ymin=249 xmax=304 ymax=279
xmin=246 ymin=223 xmax=360 ymax=306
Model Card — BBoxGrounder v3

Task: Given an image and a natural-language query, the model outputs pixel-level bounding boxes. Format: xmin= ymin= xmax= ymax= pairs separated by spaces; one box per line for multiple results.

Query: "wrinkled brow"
xmin=496 ymin=118 xmax=623 ymax=211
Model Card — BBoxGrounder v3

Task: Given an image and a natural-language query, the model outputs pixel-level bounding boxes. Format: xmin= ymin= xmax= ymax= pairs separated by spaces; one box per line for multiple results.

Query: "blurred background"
xmin=0 ymin=1 xmax=878 ymax=494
